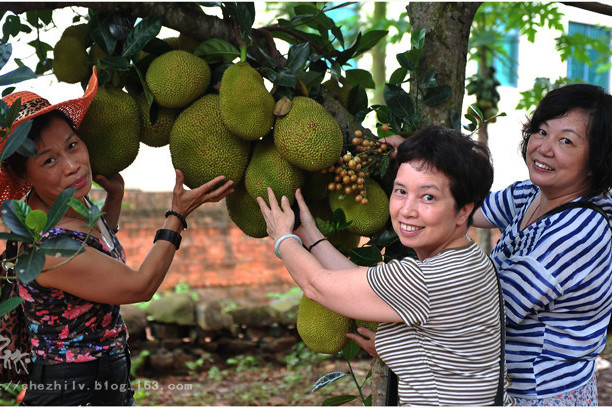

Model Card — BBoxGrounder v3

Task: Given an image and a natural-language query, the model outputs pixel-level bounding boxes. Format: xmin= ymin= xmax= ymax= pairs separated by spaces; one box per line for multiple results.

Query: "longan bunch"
xmin=322 ymin=129 xmax=391 ymax=205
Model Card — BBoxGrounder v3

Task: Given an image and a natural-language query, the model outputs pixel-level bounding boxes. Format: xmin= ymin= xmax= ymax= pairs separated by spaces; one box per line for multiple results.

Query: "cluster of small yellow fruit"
xmin=322 ymin=129 xmax=391 ymax=205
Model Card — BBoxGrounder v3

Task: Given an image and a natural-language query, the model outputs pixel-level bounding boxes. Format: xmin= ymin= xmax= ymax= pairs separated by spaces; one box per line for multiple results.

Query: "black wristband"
xmin=110 ymin=224 xmax=119 ymax=234
xmin=165 ymin=210 xmax=188 ymax=230
xmin=307 ymin=237 xmax=327 ymax=252
xmin=154 ymin=229 xmax=182 ymax=250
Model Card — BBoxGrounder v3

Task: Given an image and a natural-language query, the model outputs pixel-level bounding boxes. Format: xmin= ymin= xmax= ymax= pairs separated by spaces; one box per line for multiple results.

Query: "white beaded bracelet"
xmin=274 ymin=234 xmax=303 ymax=259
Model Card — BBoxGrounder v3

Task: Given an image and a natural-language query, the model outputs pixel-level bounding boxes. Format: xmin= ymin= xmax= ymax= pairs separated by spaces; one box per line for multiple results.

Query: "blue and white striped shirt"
xmin=481 ymin=180 xmax=612 ymax=399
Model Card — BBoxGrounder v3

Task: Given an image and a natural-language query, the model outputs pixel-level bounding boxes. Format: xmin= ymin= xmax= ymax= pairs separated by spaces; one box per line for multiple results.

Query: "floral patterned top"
xmin=17 ymin=221 xmax=128 ymax=364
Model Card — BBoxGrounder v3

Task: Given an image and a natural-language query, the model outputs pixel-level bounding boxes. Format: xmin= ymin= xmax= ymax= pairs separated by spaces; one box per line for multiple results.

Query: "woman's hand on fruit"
xmin=257 ymin=187 xmax=296 ymax=241
xmin=171 ymin=170 xmax=234 ymax=218
xmin=379 ymin=134 xmax=406 ymax=159
xmin=346 ymin=327 xmax=379 ymax=358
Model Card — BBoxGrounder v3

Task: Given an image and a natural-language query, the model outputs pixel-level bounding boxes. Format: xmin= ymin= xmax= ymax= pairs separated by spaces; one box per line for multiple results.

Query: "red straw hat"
xmin=0 ymin=66 xmax=98 ymax=207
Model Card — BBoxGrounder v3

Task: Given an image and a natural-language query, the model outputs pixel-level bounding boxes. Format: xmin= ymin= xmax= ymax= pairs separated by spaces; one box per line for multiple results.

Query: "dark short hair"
xmin=520 ymin=83 xmax=612 ymax=198
xmin=1 ymin=110 xmax=76 ymax=179
xmin=395 ymin=125 xmax=493 ymax=225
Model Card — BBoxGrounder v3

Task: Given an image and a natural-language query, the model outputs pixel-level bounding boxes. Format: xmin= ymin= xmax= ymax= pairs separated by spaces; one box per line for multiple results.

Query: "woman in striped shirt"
xmin=258 ymin=126 xmax=511 ymax=405
xmin=472 ymin=84 xmax=612 ymax=405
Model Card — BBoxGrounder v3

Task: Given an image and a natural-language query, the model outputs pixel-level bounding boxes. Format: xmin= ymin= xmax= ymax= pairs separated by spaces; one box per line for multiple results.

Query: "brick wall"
xmin=89 ymin=189 xmax=296 ymax=304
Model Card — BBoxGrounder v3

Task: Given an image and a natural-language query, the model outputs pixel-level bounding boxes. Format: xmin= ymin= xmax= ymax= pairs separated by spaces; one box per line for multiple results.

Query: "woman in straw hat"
xmin=0 ymin=67 xmax=234 ymax=406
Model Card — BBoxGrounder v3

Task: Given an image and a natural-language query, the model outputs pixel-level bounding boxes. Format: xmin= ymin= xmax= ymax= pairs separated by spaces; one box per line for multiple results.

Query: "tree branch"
xmin=561 ymin=2 xmax=612 ymax=17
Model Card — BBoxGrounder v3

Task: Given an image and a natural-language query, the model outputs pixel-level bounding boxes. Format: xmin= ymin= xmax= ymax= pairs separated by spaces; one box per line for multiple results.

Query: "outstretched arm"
xmin=257 ymin=187 xmax=401 ymax=323
xmin=36 ymin=170 xmax=234 ymax=305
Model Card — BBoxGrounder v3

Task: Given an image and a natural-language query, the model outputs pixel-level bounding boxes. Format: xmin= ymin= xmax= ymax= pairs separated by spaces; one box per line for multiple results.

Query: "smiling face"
xmin=526 ymin=108 xmax=591 ymax=200
xmin=23 ymin=117 xmax=92 ymax=205
xmin=389 ymin=161 xmax=473 ymax=261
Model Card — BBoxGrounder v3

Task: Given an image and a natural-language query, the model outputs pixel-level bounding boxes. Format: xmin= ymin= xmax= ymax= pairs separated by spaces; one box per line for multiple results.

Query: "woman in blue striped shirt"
xmin=472 ymin=84 xmax=612 ymax=405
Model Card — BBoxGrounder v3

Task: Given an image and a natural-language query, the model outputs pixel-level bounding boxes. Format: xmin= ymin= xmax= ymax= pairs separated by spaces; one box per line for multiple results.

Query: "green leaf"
xmin=367 ymin=229 xmax=398 ymax=247
xmin=423 ymin=85 xmax=451 ymax=106
xmin=1 ymin=200 xmax=30 ymax=237
xmin=0 ymin=232 xmax=33 ymax=242
xmin=39 ymin=236 xmax=85 ymax=258
xmin=89 ymin=12 xmax=118 ymax=56
xmin=411 ymin=28 xmax=426 ymax=49
xmin=44 ymin=188 xmax=75 ymax=233
xmin=98 ymin=56 xmax=131 ymax=71
xmin=0 ymin=296 xmax=24 ymax=317
xmin=342 ymin=339 xmax=360 ymax=361
xmin=286 ymin=43 xmax=310 ymax=73
xmin=25 ymin=210 xmax=47 ymax=233
xmin=346 ymin=69 xmax=375 ymax=89
xmin=0 ymin=43 xmax=12 ymax=72
xmin=349 ymin=246 xmax=383 ymax=267
xmin=122 ymin=16 xmax=161 ymax=57
xmin=14 ymin=246 xmax=45 ymax=284
xmin=364 ymin=394 xmax=373 ymax=406
xmin=194 ymin=38 xmax=240 ymax=64
xmin=354 ymin=30 xmax=388 ymax=57
xmin=388 ymin=67 xmax=407 ymax=84
xmin=346 ymin=85 xmax=368 ymax=116
xmin=322 ymin=395 xmax=357 ymax=406
xmin=312 ymin=371 xmax=346 ymax=393
xmin=337 ymin=32 xmax=361 ymax=66
xmin=384 ymin=84 xmax=415 ymax=121
xmin=266 ymin=67 xmax=297 ymax=88
xmin=0 ymin=66 xmax=36 ymax=86
xmin=0 ymin=120 xmax=32 ymax=162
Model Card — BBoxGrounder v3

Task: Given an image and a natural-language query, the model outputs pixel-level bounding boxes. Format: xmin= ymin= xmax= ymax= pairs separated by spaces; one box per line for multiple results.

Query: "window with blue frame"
xmin=567 ymin=22 xmax=610 ymax=90
xmin=493 ymin=29 xmax=519 ymax=87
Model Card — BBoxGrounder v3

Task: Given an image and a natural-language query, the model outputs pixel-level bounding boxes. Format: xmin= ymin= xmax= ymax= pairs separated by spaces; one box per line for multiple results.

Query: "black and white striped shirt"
xmin=368 ymin=241 xmax=508 ymax=406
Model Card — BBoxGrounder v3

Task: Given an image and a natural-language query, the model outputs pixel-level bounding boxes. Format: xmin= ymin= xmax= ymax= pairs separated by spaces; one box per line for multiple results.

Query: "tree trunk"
xmin=407 ymin=2 xmax=481 ymax=126
xmin=371 ymin=2 xmax=387 ymax=106
xmin=370 ymin=358 xmax=388 ymax=406
xmin=477 ymin=124 xmax=493 ymax=254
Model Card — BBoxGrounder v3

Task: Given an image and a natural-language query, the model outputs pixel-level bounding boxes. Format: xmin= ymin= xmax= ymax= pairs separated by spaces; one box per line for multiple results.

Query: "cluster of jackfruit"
xmin=53 ymin=24 xmax=389 ymax=238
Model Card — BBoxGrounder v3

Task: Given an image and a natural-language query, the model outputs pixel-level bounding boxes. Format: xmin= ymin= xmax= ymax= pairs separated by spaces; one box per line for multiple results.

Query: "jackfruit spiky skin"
xmin=329 ymin=178 xmax=390 ymax=236
xmin=297 ymin=294 xmax=354 ymax=354
xmin=146 ymin=50 xmax=211 ymax=108
xmin=355 ymin=320 xmax=379 ymax=332
xmin=78 ymin=86 xmax=140 ymax=176
xmin=219 ymin=62 xmax=275 ymax=141
xmin=226 ymin=182 xmax=268 ymax=238
xmin=53 ymin=36 xmax=90 ymax=84
xmin=244 ymin=141 xmax=305 ymax=206
xmin=62 ymin=24 xmax=90 ymax=43
xmin=169 ymin=94 xmax=251 ymax=189
xmin=273 ymin=96 xmax=343 ymax=172
xmin=136 ymin=94 xmax=179 ymax=147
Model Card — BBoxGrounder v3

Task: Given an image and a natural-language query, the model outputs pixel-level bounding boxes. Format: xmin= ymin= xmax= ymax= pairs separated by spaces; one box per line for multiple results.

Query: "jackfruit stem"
xmin=240 ymin=45 xmax=247 ymax=63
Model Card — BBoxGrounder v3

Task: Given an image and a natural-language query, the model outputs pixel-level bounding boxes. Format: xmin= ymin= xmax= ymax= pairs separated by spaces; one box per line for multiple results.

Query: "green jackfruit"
xmin=244 ymin=141 xmax=305 ymax=206
xmin=78 ymin=86 xmax=140 ymax=176
xmin=297 ymin=294 xmax=354 ymax=354
xmin=53 ymin=36 xmax=90 ymax=84
xmin=136 ymin=94 xmax=179 ymax=147
xmin=219 ymin=62 xmax=275 ymax=141
xmin=329 ymin=179 xmax=389 ymax=236
xmin=146 ymin=50 xmax=211 ymax=108
xmin=62 ymin=24 xmax=89 ymax=43
xmin=355 ymin=320 xmax=379 ymax=332
xmin=273 ymin=96 xmax=343 ymax=172
xmin=226 ymin=182 xmax=268 ymax=238
xmin=169 ymin=94 xmax=251 ymax=189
